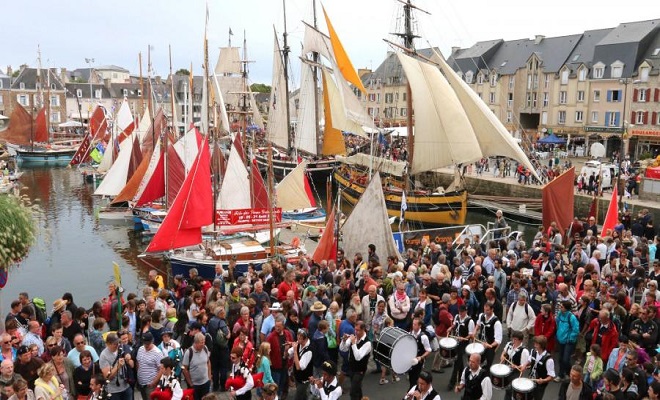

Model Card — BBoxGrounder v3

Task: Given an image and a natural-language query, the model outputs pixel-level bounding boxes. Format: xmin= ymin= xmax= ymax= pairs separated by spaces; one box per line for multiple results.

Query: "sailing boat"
xmin=334 ymin=0 xmax=537 ymax=226
xmin=254 ymin=1 xmax=374 ymax=181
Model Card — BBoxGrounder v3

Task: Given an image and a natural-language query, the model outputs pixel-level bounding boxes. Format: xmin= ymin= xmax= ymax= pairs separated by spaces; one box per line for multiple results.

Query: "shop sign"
xmin=631 ymin=128 xmax=660 ymax=137
xmin=585 ymin=126 xmax=624 ymax=133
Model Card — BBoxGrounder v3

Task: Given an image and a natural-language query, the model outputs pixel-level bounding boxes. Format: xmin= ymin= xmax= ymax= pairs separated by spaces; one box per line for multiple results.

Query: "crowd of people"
xmin=3 ymin=212 xmax=660 ymax=400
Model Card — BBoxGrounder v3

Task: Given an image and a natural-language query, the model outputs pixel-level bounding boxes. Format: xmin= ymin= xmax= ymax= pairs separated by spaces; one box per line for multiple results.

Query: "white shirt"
xmin=339 ymin=333 xmax=371 ymax=361
xmin=288 ymin=339 xmax=312 ymax=370
xmin=452 ymin=315 xmax=475 ymax=337
xmin=506 ymin=302 xmax=536 ymax=332
xmin=310 ymin=376 xmax=342 ymax=400
xmin=230 ymin=363 xmax=254 ymax=395
xmin=529 ymin=350 xmax=556 ymax=379
xmin=411 ymin=329 xmax=432 ymax=353
xmin=158 ymin=374 xmax=183 ymax=400
xmin=503 ymin=342 xmax=529 ymax=367
xmin=474 ymin=313 xmax=502 ymax=345
xmin=405 ymin=384 xmax=441 ymax=400
xmin=460 ymin=367 xmax=493 ymax=400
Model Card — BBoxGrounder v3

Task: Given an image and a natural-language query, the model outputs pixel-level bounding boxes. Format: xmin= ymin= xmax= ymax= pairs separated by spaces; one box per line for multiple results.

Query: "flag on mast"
xmin=400 ymin=191 xmax=407 ymax=221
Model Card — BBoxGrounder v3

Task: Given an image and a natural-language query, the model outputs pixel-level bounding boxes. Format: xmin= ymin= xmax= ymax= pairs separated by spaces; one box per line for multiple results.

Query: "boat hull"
xmin=334 ymin=168 xmax=467 ymax=225
xmin=254 ymin=151 xmax=335 ymax=181
xmin=16 ymin=148 xmax=77 ymax=165
xmin=169 ymin=252 xmax=270 ymax=280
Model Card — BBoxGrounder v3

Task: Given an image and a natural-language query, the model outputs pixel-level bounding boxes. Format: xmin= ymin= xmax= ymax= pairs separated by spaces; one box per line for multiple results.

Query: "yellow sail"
xmin=321 ymin=72 xmax=346 ymax=156
xmin=322 ymin=5 xmax=366 ymax=94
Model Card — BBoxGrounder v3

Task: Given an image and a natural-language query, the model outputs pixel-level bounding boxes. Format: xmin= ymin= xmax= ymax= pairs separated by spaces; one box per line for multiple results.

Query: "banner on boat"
xmin=215 ymin=208 xmax=282 ymax=226
xmin=393 ymin=226 xmax=467 ymax=253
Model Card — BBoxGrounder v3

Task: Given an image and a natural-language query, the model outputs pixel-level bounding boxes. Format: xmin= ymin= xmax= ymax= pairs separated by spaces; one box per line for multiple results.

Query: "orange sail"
xmin=312 ymin=210 xmax=337 ymax=263
xmin=321 ymin=73 xmax=346 ymax=156
xmin=0 ymin=104 xmax=34 ymax=146
xmin=34 ymin=107 xmax=49 ymax=143
xmin=542 ymin=166 xmax=575 ymax=235
xmin=322 ymin=5 xmax=366 ymax=94
xmin=112 ymin=148 xmax=153 ymax=205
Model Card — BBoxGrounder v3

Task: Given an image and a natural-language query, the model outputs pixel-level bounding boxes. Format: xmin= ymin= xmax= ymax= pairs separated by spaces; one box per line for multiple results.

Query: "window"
xmin=533 ymin=75 xmax=539 ymax=89
xmin=594 ymin=90 xmax=600 ymax=102
xmin=368 ymin=93 xmax=376 ymax=102
xmin=402 ymin=93 xmax=406 ymax=102
xmin=477 ymin=92 xmax=482 ymax=99
xmin=639 ymin=89 xmax=647 ymax=102
xmin=594 ymin=66 xmax=604 ymax=79
xmin=376 ymin=93 xmax=380 ymax=102
xmin=559 ymin=91 xmax=567 ymax=104
xmin=400 ymin=108 xmax=407 ymax=117
xmin=654 ymin=48 xmax=660 ymax=57
xmin=543 ymin=92 xmax=549 ymax=107
xmin=636 ymin=111 xmax=644 ymax=125
xmin=526 ymin=93 xmax=532 ymax=107
xmin=506 ymin=111 xmax=512 ymax=123
xmin=508 ymin=77 xmax=514 ymax=91
xmin=560 ymin=70 xmax=568 ymax=85
xmin=608 ymin=90 xmax=622 ymax=102
xmin=572 ymin=54 xmax=581 ymax=62
xmin=477 ymin=74 xmax=484 ymax=85
xmin=507 ymin=93 xmax=513 ymax=108
xmin=532 ymin=92 xmax=537 ymax=108
xmin=0 ymin=80 xmax=3 ymax=89
xmin=367 ymin=107 xmax=374 ymax=116
xmin=577 ymin=91 xmax=585 ymax=102
xmin=18 ymin=94 xmax=28 ymax=106
xmin=50 ymin=95 xmax=59 ymax=107
xmin=465 ymin=71 xmax=473 ymax=84
xmin=95 ymin=89 xmax=102 ymax=99
xmin=50 ymin=112 xmax=60 ymax=123
xmin=76 ymin=89 xmax=83 ymax=98
xmin=578 ymin=68 xmax=587 ymax=82
xmin=542 ymin=111 xmax=548 ymax=124
xmin=527 ymin=75 xmax=532 ymax=90
xmin=122 ymin=88 xmax=128 ymax=96
xmin=611 ymin=62 xmax=624 ymax=78
xmin=575 ymin=111 xmax=583 ymax=122
xmin=490 ymin=73 xmax=497 ymax=86
xmin=395 ymin=92 xmax=399 ymax=102
xmin=385 ymin=93 xmax=393 ymax=103
xmin=591 ymin=111 xmax=599 ymax=123
xmin=51 ymin=83 xmax=56 ymax=90
xmin=545 ymin=74 xmax=551 ymax=88
xmin=605 ymin=111 xmax=619 ymax=127
xmin=558 ymin=110 xmax=566 ymax=124
xmin=641 ymin=67 xmax=650 ymax=82
xmin=19 ymin=82 xmax=25 ymax=90
xmin=489 ymin=92 xmax=495 ymax=104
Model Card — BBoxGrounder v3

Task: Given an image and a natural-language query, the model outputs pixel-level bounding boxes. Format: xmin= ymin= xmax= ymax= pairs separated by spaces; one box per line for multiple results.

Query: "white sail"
xmin=97 ymin=138 xmax=115 ymax=174
xmin=267 ymin=30 xmax=289 ymax=149
xmin=248 ymin=86 xmax=264 ymax=130
xmin=296 ymin=63 xmax=319 ymax=156
xmin=216 ymin=140 xmax=250 ymax=210
xmin=302 ymin=23 xmax=333 ymax=62
xmin=174 ymin=127 xmax=200 ymax=174
xmin=116 ymin=100 xmax=134 ymax=135
xmin=334 ymin=67 xmax=374 ymax=133
xmin=215 ymin=47 xmax=242 ymax=75
xmin=136 ymin=108 xmax=152 ymax=146
xmin=275 ymin=161 xmax=314 ymax=211
xmin=212 ymin=74 xmax=231 ymax=134
xmin=397 ymin=52 xmax=482 ymax=174
xmin=432 ymin=48 xmax=538 ymax=176
xmin=341 ymin=173 xmax=401 ymax=262
xmin=322 ymin=69 xmax=370 ymax=138
xmin=94 ymin=134 xmax=135 ymax=197
xmin=217 ymin=75 xmax=243 ymax=115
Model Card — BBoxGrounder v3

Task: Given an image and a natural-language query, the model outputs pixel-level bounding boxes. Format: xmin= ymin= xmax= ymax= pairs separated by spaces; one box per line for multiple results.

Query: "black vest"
xmin=348 ymin=337 xmax=370 ymax=373
xmin=530 ymin=350 xmax=551 ymax=380
xmin=293 ymin=345 xmax=314 ymax=382
xmin=479 ymin=313 xmax=499 ymax=343
xmin=464 ymin=367 xmax=488 ymax=400
xmin=414 ymin=385 xmax=439 ymax=400
xmin=504 ymin=342 xmax=525 ymax=366
xmin=415 ymin=331 xmax=428 ymax=357
xmin=454 ymin=315 xmax=471 ymax=338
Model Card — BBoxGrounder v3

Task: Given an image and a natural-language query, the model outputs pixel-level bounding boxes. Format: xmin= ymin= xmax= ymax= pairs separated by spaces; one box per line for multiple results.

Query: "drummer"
xmin=472 ymin=302 xmax=502 ymax=368
xmin=448 ymin=305 xmax=476 ymax=391
xmin=455 ymin=353 xmax=493 ymax=400
xmin=409 ymin=317 xmax=432 ymax=389
xmin=501 ymin=331 xmax=530 ymax=400
xmin=528 ymin=336 xmax=555 ymax=400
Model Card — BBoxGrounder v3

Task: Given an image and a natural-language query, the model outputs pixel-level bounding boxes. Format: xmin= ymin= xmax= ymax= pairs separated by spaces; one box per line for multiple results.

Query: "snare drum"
xmin=465 ymin=342 xmax=485 ymax=356
xmin=373 ymin=327 xmax=418 ymax=374
xmin=489 ymin=364 xmax=513 ymax=390
xmin=512 ymin=378 xmax=536 ymax=400
xmin=438 ymin=337 xmax=458 ymax=360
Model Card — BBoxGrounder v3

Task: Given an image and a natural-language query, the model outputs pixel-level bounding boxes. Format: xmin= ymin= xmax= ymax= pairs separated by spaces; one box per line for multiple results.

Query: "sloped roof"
xmin=592 ymin=19 xmax=660 ymax=78
xmin=564 ymin=28 xmax=613 ymax=67
xmin=638 ymin=28 xmax=660 ymax=74
xmin=10 ymin=68 xmax=65 ymax=90
xmin=599 ymin=19 xmax=660 ymax=45
xmin=95 ymin=65 xmax=130 ymax=73
xmin=64 ymin=83 xmax=112 ymax=99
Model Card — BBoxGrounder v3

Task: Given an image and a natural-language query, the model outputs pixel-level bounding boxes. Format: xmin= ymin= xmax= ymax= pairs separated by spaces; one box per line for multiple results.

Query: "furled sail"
xmin=341 ymin=173 xmax=401 ymax=262
xmin=397 ymin=52 xmax=482 ymax=174
xmin=267 ymin=29 xmax=289 ymax=149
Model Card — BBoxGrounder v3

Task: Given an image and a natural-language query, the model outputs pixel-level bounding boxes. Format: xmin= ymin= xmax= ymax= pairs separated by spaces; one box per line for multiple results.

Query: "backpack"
xmin=31 ymin=298 xmax=47 ymax=324
xmin=167 ymin=347 xmax=183 ymax=378
xmin=511 ymin=302 xmax=530 ymax=318
xmin=215 ymin=321 xmax=229 ymax=350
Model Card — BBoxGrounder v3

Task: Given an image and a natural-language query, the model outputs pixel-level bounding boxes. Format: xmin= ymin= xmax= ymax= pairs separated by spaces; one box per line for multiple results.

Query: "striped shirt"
xmin=136 ymin=345 xmax=163 ymax=385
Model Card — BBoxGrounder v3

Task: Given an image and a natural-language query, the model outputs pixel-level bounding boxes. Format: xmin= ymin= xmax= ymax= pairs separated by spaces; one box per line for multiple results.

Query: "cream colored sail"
xmin=267 ymin=30 xmax=289 ymax=149
xmin=216 ymin=138 xmax=250 ymax=210
xmin=302 ymin=23 xmax=333 ymax=62
xmin=215 ymin=47 xmax=242 ymax=75
xmin=212 ymin=74 xmax=230 ymax=134
xmin=248 ymin=86 xmax=264 ymax=130
xmin=275 ymin=161 xmax=314 ymax=211
xmin=322 ymin=69 xmax=371 ymax=138
xmin=397 ymin=52 xmax=482 ymax=174
xmin=432 ymin=48 xmax=538 ymax=176
xmin=341 ymin=173 xmax=401 ymax=262
xmin=217 ymin=75 xmax=243 ymax=115
xmin=97 ymin=137 xmax=115 ymax=174
xmin=136 ymin=108 xmax=152 ymax=146
xmin=296 ymin=62 xmax=319 ymax=156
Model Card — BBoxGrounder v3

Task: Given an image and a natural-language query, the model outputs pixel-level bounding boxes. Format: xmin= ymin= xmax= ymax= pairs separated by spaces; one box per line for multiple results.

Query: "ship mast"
xmin=282 ymin=0 xmax=293 ymax=151
xmin=311 ymin=0 xmax=322 ymax=155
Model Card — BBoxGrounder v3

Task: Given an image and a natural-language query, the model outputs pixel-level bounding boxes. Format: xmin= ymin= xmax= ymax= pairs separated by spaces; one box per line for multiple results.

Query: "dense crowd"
xmin=4 ymin=210 xmax=660 ymax=400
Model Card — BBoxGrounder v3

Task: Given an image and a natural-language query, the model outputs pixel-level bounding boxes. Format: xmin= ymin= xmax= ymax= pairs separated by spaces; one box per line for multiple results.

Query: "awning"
xmin=58 ymin=120 xmax=87 ymax=128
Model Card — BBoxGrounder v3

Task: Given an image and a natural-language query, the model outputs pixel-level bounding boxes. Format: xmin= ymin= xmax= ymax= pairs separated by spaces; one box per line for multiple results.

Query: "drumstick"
xmin=448 ymin=335 xmax=469 ymax=342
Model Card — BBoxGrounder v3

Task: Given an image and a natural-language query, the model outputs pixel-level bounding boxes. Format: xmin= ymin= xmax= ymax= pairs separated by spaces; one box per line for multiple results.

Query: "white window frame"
xmin=506 ymin=111 xmax=512 ymax=123
xmin=560 ymin=70 xmax=569 ymax=85
xmin=640 ymin=67 xmax=650 ymax=82
xmin=559 ymin=91 xmax=567 ymax=104
xmin=490 ymin=73 xmax=497 ymax=87
xmin=76 ymin=89 xmax=83 ymax=98
xmin=639 ymin=89 xmax=647 ymax=102
xmin=578 ymin=68 xmax=587 ymax=82
xmin=50 ymin=95 xmax=59 ymax=107
xmin=19 ymin=82 xmax=25 ymax=90
xmin=543 ymin=92 xmax=549 ymax=107
xmin=558 ymin=110 xmax=566 ymax=124
xmin=594 ymin=90 xmax=600 ymax=102
xmin=465 ymin=71 xmax=473 ymax=84
xmin=477 ymin=73 xmax=484 ymax=85
xmin=489 ymin=92 xmax=495 ymax=104
xmin=545 ymin=74 xmax=551 ymax=88
xmin=591 ymin=111 xmax=598 ymax=123
xmin=608 ymin=112 xmax=617 ymax=126
xmin=400 ymin=108 xmax=407 ymax=117
xmin=593 ymin=62 xmax=605 ymax=79
xmin=507 ymin=92 xmax=513 ymax=108
xmin=508 ymin=77 xmax=514 ymax=91
xmin=95 ymin=89 xmax=102 ymax=99
xmin=611 ymin=61 xmax=624 ymax=79
xmin=636 ymin=111 xmax=644 ymax=125
xmin=575 ymin=111 xmax=583 ymax=123
xmin=577 ymin=91 xmax=585 ymax=102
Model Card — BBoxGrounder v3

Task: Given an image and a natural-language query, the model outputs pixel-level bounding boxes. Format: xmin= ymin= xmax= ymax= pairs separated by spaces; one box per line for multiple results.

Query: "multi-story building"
xmin=9 ymin=66 xmax=67 ymax=125
xmin=64 ymin=83 xmax=113 ymax=123
xmin=0 ymin=70 xmax=10 ymax=121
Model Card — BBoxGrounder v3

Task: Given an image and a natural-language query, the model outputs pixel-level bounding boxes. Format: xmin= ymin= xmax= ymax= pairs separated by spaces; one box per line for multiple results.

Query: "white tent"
xmin=58 ymin=120 xmax=87 ymax=128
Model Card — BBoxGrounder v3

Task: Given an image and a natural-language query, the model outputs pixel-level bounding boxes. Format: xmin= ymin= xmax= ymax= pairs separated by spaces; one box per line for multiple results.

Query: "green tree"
xmin=250 ymin=83 xmax=271 ymax=93
xmin=0 ymin=195 xmax=37 ymax=269
xmin=175 ymin=69 xmax=190 ymax=76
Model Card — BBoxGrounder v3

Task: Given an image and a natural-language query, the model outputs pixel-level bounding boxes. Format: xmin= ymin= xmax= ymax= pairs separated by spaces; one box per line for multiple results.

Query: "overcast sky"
xmin=0 ymin=0 xmax=651 ymax=85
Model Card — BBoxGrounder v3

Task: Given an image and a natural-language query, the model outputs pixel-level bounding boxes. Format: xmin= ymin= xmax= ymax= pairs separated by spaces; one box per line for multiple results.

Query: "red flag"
xmin=542 ymin=166 xmax=575 ymax=235
xmin=587 ymin=197 xmax=597 ymax=220
xmin=601 ymin=185 xmax=619 ymax=236
xmin=312 ymin=210 xmax=337 ymax=263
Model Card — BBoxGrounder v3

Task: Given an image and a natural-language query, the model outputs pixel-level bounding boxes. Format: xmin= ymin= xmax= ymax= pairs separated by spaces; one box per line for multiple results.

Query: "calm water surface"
xmin=1 ymin=167 xmax=535 ymax=311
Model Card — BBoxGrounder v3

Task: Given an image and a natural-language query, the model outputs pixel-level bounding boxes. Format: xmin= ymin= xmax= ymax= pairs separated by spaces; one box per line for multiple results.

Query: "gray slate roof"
xmin=11 ymin=68 xmax=65 ymax=90
xmin=592 ymin=19 xmax=660 ymax=78
xmin=64 ymin=83 xmax=112 ymax=99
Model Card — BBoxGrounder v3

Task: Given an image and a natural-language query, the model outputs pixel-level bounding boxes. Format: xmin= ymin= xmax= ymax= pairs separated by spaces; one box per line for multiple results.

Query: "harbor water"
xmin=1 ymin=166 xmax=536 ymax=308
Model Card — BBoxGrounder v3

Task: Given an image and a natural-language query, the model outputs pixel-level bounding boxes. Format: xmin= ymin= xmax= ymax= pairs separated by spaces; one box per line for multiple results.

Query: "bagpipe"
xmin=150 ymin=377 xmax=195 ymax=400
xmin=225 ymin=348 xmax=264 ymax=391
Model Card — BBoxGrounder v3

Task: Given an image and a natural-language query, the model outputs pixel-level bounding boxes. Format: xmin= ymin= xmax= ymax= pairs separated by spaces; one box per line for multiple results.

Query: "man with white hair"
xmin=494 ymin=210 xmax=508 ymax=239
xmin=555 ymin=283 xmax=576 ymax=316
xmin=506 ymin=292 xmax=536 ymax=346
xmin=588 ymin=251 xmax=601 ymax=276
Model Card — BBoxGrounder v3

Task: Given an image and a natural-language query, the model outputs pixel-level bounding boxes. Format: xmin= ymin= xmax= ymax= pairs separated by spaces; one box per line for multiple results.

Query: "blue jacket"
xmin=606 ymin=347 xmax=628 ymax=372
xmin=556 ymin=310 xmax=579 ymax=344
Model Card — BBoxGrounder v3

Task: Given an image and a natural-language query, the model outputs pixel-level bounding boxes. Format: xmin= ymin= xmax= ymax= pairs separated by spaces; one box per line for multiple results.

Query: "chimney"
xmin=534 ymin=35 xmax=545 ymax=45
xmin=451 ymin=46 xmax=461 ymax=54
xmin=6 ymin=65 xmax=12 ymax=76
xmin=60 ymin=67 xmax=67 ymax=83
xmin=19 ymin=64 xmax=27 ymax=73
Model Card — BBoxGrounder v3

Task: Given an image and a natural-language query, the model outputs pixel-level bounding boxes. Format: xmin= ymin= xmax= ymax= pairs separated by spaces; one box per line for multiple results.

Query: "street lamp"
xmin=85 ymin=58 xmax=94 ymax=123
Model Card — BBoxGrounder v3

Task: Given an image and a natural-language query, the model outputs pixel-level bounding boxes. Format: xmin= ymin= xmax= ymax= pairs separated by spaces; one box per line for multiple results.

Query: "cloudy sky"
xmin=0 ymin=0 xmax=650 ymax=84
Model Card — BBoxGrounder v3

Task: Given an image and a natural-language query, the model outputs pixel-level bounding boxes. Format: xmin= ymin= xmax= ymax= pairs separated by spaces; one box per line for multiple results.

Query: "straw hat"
xmin=310 ymin=301 xmax=327 ymax=312
xmin=52 ymin=299 xmax=66 ymax=312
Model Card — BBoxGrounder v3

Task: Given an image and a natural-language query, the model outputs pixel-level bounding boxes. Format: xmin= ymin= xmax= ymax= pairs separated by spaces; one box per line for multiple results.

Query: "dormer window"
xmin=594 ymin=62 xmax=605 ymax=79
xmin=640 ymin=67 xmax=650 ymax=82
xmin=490 ymin=73 xmax=497 ymax=86
xmin=578 ymin=68 xmax=587 ymax=82
xmin=560 ymin=69 xmax=569 ymax=85
xmin=611 ymin=61 xmax=624 ymax=79
xmin=76 ymin=89 xmax=83 ymax=98
xmin=465 ymin=71 xmax=473 ymax=84
xmin=122 ymin=89 xmax=128 ymax=96
xmin=477 ymin=73 xmax=484 ymax=85
xmin=19 ymin=82 xmax=25 ymax=90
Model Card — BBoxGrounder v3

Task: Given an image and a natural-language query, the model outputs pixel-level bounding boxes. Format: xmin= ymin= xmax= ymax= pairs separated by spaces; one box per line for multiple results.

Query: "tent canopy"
xmin=537 ymin=133 xmax=566 ymax=144
xmin=58 ymin=120 xmax=87 ymax=128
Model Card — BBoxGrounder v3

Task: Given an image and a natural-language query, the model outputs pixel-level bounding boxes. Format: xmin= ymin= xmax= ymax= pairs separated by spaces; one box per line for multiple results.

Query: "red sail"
xmin=69 ymin=133 xmax=92 ymax=166
xmin=34 ymin=107 xmax=49 ymax=143
xmin=89 ymin=106 xmax=108 ymax=140
xmin=127 ymin=135 xmax=143 ymax=180
xmin=0 ymin=104 xmax=34 ymax=146
xmin=312 ymin=210 xmax=337 ymax=263
xmin=602 ymin=186 xmax=619 ymax=236
xmin=250 ymin=159 xmax=269 ymax=209
xmin=542 ymin=166 xmax=575 ymax=235
xmin=303 ymin=170 xmax=317 ymax=208
xmin=233 ymin=133 xmax=246 ymax=163
xmin=135 ymin=150 xmax=164 ymax=206
xmin=146 ymin=137 xmax=212 ymax=253
xmin=167 ymin=144 xmax=185 ymax=209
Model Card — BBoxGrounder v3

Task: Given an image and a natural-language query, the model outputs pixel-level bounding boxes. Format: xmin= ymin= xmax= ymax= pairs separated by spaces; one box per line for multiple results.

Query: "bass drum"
xmin=373 ymin=327 xmax=418 ymax=374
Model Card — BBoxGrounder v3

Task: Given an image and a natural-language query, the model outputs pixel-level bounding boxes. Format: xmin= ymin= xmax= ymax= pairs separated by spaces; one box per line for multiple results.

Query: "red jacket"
xmin=534 ymin=313 xmax=557 ymax=352
xmin=266 ymin=329 xmax=294 ymax=369
xmin=277 ymin=281 xmax=299 ymax=302
xmin=435 ymin=304 xmax=454 ymax=337
xmin=588 ymin=318 xmax=618 ymax=362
